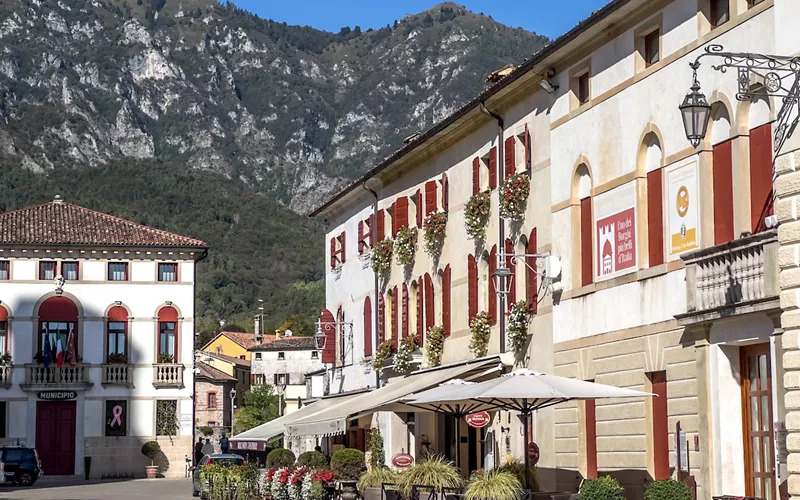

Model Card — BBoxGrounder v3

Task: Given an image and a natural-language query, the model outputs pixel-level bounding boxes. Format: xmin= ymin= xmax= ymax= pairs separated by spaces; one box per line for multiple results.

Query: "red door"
xmin=36 ymin=401 xmax=76 ymax=475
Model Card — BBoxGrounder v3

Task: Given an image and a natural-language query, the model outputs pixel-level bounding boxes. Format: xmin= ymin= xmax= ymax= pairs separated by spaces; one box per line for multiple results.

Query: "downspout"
xmin=361 ymin=181 xmax=382 ymax=388
xmin=479 ymin=102 xmax=506 ymax=353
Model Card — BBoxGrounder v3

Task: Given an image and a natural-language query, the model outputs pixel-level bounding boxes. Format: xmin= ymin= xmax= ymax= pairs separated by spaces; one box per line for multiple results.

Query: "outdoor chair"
xmin=411 ymin=485 xmax=439 ymax=500
xmin=441 ymin=486 xmax=464 ymax=500
xmin=382 ymin=482 xmax=402 ymax=500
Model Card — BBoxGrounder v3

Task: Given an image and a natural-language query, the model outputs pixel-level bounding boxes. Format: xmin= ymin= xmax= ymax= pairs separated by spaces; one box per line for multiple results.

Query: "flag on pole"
xmin=55 ymin=335 xmax=64 ymax=367
xmin=42 ymin=325 xmax=51 ymax=369
xmin=66 ymin=327 xmax=77 ymax=368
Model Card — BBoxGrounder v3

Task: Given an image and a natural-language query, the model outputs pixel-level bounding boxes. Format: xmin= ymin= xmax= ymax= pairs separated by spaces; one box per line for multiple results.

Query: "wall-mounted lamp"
xmin=539 ymin=69 xmax=558 ymax=94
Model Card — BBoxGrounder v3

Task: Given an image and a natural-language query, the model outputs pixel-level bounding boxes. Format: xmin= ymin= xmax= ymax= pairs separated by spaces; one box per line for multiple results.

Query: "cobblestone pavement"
xmin=0 ymin=477 xmax=193 ymax=499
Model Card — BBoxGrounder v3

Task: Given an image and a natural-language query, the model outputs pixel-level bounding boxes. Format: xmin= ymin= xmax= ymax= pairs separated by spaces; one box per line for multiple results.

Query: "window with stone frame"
xmin=156 ymin=399 xmax=178 ymax=436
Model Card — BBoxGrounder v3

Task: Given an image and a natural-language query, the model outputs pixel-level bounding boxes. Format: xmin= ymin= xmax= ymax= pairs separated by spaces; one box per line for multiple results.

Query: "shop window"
xmin=156 ymin=400 xmax=178 ymax=436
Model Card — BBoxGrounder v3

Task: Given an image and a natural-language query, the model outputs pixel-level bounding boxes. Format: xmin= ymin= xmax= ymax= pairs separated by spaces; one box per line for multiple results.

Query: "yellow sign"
xmin=667 ymin=160 xmax=699 ymax=256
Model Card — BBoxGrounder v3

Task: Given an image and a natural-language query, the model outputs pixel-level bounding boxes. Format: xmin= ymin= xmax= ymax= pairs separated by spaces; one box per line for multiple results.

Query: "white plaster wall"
xmin=710 ymin=344 xmax=746 ymax=496
xmin=662 ymin=0 xmax=702 ymax=58
xmin=591 ymin=30 xmax=635 ymax=98
xmin=250 ymin=349 xmax=323 ymax=385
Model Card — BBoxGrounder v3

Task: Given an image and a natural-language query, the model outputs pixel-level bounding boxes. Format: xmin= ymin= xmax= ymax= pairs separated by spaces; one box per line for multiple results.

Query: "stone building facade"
xmin=195 ymin=361 xmax=235 ymax=430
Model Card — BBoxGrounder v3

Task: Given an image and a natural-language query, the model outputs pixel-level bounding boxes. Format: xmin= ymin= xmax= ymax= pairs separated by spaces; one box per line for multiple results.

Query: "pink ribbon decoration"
xmin=111 ymin=405 xmax=123 ymax=427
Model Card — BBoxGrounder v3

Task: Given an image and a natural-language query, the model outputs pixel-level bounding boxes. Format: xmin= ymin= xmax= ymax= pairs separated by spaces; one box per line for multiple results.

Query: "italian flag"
xmin=55 ymin=337 xmax=64 ymax=367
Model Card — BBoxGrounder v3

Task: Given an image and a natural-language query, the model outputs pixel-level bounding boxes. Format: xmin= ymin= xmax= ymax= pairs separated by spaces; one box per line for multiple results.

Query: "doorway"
xmin=35 ymin=401 xmax=76 ymax=475
xmin=741 ymin=344 xmax=775 ymax=500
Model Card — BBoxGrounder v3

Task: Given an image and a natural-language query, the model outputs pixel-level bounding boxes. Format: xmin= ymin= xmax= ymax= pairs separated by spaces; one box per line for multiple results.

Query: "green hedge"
xmin=266 ymin=448 xmax=296 ymax=469
xmin=579 ymin=476 xmax=625 ymax=500
xmin=645 ymin=479 xmax=692 ymax=500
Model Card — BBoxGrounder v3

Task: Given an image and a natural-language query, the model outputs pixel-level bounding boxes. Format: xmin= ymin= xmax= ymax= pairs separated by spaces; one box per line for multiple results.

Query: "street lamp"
xmin=229 ymin=388 xmax=237 ymax=433
xmin=679 ymin=78 xmax=712 ymax=148
xmin=313 ymin=324 xmax=327 ymax=350
xmin=491 ymin=266 xmax=514 ymax=298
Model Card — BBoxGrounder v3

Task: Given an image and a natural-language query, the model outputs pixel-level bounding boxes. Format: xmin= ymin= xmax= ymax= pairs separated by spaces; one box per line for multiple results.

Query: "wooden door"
xmin=36 ymin=401 xmax=76 ymax=475
xmin=741 ymin=344 xmax=775 ymax=500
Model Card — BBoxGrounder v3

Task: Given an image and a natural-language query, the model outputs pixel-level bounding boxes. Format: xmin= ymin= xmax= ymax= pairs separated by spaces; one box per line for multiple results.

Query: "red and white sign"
xmin=527 ymin=442 xmax=540 ymax=466
xmin=465 ymin=412 xmax=491 ymax=428
xmin=596 ymin=207 xmax=636 ymax=278
xmin=391 ymin=453 xmax=414 ymax=468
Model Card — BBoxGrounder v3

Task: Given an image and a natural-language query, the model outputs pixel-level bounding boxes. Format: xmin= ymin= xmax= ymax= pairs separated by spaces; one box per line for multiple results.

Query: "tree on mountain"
xmin=423 ymin=14 xmax=434 ymax=26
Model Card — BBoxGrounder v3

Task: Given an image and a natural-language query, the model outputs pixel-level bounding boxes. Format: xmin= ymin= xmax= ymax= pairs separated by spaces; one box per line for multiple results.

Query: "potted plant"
xmin=644 ymin=479 xmax=692 ymax=500
xmin=580 ymin=475 xmax=625 ymax=500
xmin=425 ymin=326 xmax=444 ymax=367
xmin=141 ymin=441 xmax=161 ymax=479
xmin=331 ymin=448 xmax=367 ymax=500
xmin=358 ymin=468 xmax=401 ymax=500
xmin=465 ymin=191 xmax=491 ymax=239
xmin=393 ymin=335 xmax=417 ymax=374
xmin=107 ymin=352 xmax=128 ymax=364
xmin=397 ymin=456 xmax=463 ymax=500
xmin=497 ymin=458 xmax=538 ymax=492
xmin=468 ymin=312 xmax=491 ymax=358
xmin=372 ymin=238 xmax=393 ymax=277
xmin=465 ymin=469 xmax=521 ymax=500
xmin=297 ymin=450 xmax=328 ymax=468
xmin=499 ymin=172 xmax=530 ymax=222
xmin=373 ymin=340 xmax=394 ymax=372
xmin=393 ymin=225 xmax=418 ymax=267
xmin=367 ymin=427 xmax=385 ymax=470
xmin=423 ymin=211 xmax=448 ymax=257
xmin=157 ymin=353 xmax=174 ymax=363
xmin=507 ymin=301 xmax=534 ymax=356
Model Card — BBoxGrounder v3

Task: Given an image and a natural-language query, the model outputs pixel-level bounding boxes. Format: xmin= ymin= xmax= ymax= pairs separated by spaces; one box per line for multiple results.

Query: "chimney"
xmin=275 ymin=329 xmax=281 ymax=340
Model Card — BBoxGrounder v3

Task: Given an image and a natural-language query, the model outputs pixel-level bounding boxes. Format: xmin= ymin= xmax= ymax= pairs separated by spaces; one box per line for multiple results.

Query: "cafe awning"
xmin=230 ymin=389 xmax=368 ymax=447
xmin=285 ymin=356 xmax=505 ymax=439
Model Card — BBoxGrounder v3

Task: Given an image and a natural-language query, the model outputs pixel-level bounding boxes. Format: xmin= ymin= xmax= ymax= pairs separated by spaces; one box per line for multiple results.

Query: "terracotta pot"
xmin=145 ymin=465 xmax=158 ymax=479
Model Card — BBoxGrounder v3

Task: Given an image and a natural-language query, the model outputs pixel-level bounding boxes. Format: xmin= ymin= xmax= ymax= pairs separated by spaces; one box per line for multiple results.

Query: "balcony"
xmin=0 ymin=365 xmax=11 ymax=388
xmin=677 ymin=230 xmax=779 ymax=326
xmin=22 ymin=364 xmax=92 ymax=390
xmin=153 ymin=363 xmax=184 ymax=388
xmin=101 ymin=364 xmax=134 ymax=388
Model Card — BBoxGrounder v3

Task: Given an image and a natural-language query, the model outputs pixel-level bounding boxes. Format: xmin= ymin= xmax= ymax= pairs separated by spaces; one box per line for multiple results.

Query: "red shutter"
xmin=363 ymin=298 xmax=373 ymax=357
xmin=416 ymin=278 xmax=424 ymax=344
xmin=488 ymin=245 xmax=497 ymax=325
xmin=250 ymin=374 xmax=255 ymax=384
xmin=472 ymin=157 xmax=481 ymax=195
xmin=713 ymin=139 xmax=734 ymax=245
xmin=320 ymin=308 xmax=336 ymax=364
xmin=415 ymin=189 xmax=423 ymax=226
xmin=586 ymin=397 xmax=598 ymax=478
xmin=358 ymin=220 xmax=365 ymax=254
xmin=339 ymin=231 xmax=346 ymax=263
xmin=651 ymin=371 xmax=669 ymax=480
xmin=504 ymin=136 xmax=516 ymax=179
xmin=376 ymin=209 xmax=385 ymax=242
xmin=581 ymin=197 xmax=593 ymax=286
xmin=391 ymin=286 xmax=398 ymax=349
xmin=442 ymin=265 xmax=451 ymax=337
xmin=425 ymin=180 xmax=437 ymax=216
xmin=505 ymin=238 xmax=516 ymax=307
xmin=524 ymin=124 xmax=531 ymax=169
xmin=750 ymin=123 xmax=773 ymax=232
xmin=391 ymin=201 xmax=398 ymax=237
xmin=330 ymin=238 xmax=337 ymax=268
xmin=441 ymin=173 xmax=449 ymax=211
xmin=378 ymin=295 xmax=386 ymax=344
xmin=424 ymin=273 xmax=434 ymax=336
xmin=647 ymin=169 xmax=664 ymax=267
xmin=402 ymin=284 xmax=409 ymax=340
xmin=468 ymin=255 xmax=478 ymax=322
xmin=526 ymin=229 xmax=538 ymax=313
xmin=396 ymin=196 xmax=409 ymax=230
xmin=489 ymin=147 xmax=497 ymax=189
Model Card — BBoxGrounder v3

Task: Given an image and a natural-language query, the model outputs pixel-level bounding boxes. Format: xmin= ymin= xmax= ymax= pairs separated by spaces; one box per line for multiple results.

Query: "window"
xmin=648 ymin=169 xmax=664 ymax=267
xmin=578 ymin=73 xmax=590 ymax=104
xmin=108 ymin=262 xmax=128 ymax=281
xmin=255 ymin=352 xmax=262 ymax=360
xmin=311 ymin=351 xmax=319 ymax=359
xmin=358 ymin=217 xmax=372 ymax=254
xmin=748 ymin=0 xmax=764 ymax=6
xmin=0 ymin=401 xmax=5 ymax=438
xmin=156 ymin=400 xmax=178 ymax=436
xmin=39 ymin=261 xmax=56 ymax=280
xmin=254 ymin=374 xmax=265 ymax=385
xmin=159 ymin=322 xmax=176 ymax=361
xmin=0 ymin=261 xmax=8 ymax=280
xmin=38 ymin=296 xmax=79 ymax=358
xmin=275 ymin=373 xmax=288 ymax=386
xmin=208 ymin=421 xmax=217 ymax=427
xmin=158 ymin=263 xmax=178 ymax=282
xmin=710 ymin=0 xmax=730 ymax=28
xmin=329 ymin=232 xmax=346 ymax=268
xmin=278 ymin=352 xmax=285 ymax=360
xmin=0 ymin=321 xmax=6 ymax=354
xmin=208 ymin=393 xmax=217 ymax=409
xmin=713 ymin=140 xmax=735 ymax=244
xmin=107 ymin=321 xmax=127 ymax=361
xmin=105 ymin=400 xmax=127 ymax=436
xmin=644 ymin=30 xmax=660 ymax=67
xmin=61 ymin=262 xmax=78 ymax=281
xmin=40 ymin=321 xmax=76 ymax=357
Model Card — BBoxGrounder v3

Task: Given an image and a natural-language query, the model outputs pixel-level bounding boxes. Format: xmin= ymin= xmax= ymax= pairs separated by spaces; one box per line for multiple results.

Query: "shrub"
xmin=645 ymin=479 xmax=692 ymax=500
xmin=367 ymin=427 xmax=385 ymax=469
xmin=140 ymin=441 xmax=160 ymax=465
xmin=266 ymin=448 xmax=296 ymax=469
xmin=297 ymin=450 xmax=328 ymax=468
xmin=465 ymin=469 xmax=521 ymax=500
xmin=580 ymin=475 xmax=625 ymax=500
xmin=198 ymin=425 xmax=214 ymax=436
xmin=497 ymin=458 xmax=538 ymax=491
xmin=397 ymin=455 xmax=463 ymax=497
xmin=357 ymin=467 xmax=401 ymax=492
xmin=330 ymin=448 xmax=367 ymax=481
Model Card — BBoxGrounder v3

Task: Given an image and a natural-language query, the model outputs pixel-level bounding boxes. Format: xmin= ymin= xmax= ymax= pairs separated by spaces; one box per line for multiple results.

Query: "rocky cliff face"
xmin=0 ymin=0 xmax=548 ymax=212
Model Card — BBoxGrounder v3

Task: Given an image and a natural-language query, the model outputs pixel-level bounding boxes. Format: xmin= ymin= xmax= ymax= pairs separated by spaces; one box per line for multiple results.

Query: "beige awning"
xmin=285 ymin=356 xmax=504 ymax=439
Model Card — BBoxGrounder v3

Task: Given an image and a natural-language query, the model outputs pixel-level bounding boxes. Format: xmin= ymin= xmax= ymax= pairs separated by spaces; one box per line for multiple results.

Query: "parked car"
xmin=192 ymin=453 xmax=246 ymax=498
xmin=0 ymin=447 xmax=42 ymax=486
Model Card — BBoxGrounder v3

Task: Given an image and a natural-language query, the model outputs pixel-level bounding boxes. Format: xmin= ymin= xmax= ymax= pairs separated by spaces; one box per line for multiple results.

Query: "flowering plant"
xmin=465 ymin=191 xmax=491 ymax=239
xmin=270 ymin=467 xmax=291 ymax=500
xmin=288 ymin=467 xmax=307 ymax=500
xmin=425 ymin=326 xmax=444 ymax=367
xmin=372 ymin=238 xmax=393 ymax=276
xmin=507 ymin=300 xmax=534 ymax=354
xmin=423 ymin=211 xmax=448 ymax=257
xmin=310 ymin=469 xmax=334 ymax=484
xmin=373 ymin=340 xmax=394 ymax=372
xmin=393 ymin=335 xmax=417 ymax=374
xmin=394 ymin=226 xmax=418 ymax=266
xmin=500 ymin=173 xmax=530 ymax=222
xmin=266 ymin=468 xmax=277 ymax=482
xmin=469 ymin=312 xmax=491 ymax=358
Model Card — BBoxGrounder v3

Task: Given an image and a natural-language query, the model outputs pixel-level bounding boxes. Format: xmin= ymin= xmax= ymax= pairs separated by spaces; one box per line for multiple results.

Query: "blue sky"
xmin=228 ymin=1 xmax=609 ymax=39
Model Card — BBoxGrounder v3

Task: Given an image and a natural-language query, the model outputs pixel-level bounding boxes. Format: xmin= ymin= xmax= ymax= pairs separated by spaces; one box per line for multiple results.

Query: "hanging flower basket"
xmin=469 ymin=312 xmax=491 ymax=358
xmin=372 ymin=238 xmax=393 ymax=276
xmin=500 ymin=173 xmax=530 ymax=222
xmin=423 ymin=212 xmax=448 ymax=257
xmin=507 ymin=300 xmax=534 ymax=355
xmin=425 ymin=326 xmax=444 ymax=367
xmin=394 ymin=226 xmax=418 ymax=267
xmin=393 ymin=336 xmax=417 ymax=374
xmin=465 ymin=191 xmax=491 ymax=239
xmin=373 ymin=340 xmax=394 ymax=372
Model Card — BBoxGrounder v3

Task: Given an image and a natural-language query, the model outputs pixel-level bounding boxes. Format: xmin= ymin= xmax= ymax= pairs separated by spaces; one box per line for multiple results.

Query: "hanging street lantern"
xmin=313 ymin=322 xmax=327 ymax=351
xmin=679 ymin=76 xmax=711 ymax=148
xmin=491 ymin=265 xmax=513 ymax=297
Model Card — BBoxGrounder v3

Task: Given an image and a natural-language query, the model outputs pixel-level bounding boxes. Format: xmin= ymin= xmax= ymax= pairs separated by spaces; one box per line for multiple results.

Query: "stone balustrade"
xmin=0 ymin=365 xmax=11 ymax=388
xmin=101 ymin=364 xmax=133 ymax=387
xmin=24 ymin=364 xmax=91 ymax=387
xmin=153 ymin=363 xmax=184 ymax=388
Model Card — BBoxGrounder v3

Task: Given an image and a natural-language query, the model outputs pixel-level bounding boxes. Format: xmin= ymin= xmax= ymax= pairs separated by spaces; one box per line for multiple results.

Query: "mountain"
xmin=0 ymin=0 xmax=549 ymax=334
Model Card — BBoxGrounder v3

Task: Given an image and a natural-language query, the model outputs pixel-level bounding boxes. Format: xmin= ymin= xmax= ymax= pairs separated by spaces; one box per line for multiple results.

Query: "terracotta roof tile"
xmin=0 ymin=199 xmax=207 ymax=248
xmin=222 ymin=332 xmax=276 ymax=350
xmin=251 ymin=336 xmax=316 ymax=351
xmin=196 ymin=361 xmax=236 ymax=382
xmin=206 ymin=351 xmax=252 ymax=367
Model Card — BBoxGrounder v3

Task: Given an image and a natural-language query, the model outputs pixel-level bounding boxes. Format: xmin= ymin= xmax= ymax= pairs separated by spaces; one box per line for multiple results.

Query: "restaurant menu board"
xmin=667 ymin=158 xmax=700 ymax=258
xmin=594 ymin=182 xmax=637 ymax=281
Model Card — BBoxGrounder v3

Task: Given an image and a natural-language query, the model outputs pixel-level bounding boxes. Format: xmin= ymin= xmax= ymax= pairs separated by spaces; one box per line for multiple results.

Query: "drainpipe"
xmin=361 ymin=181 xmax=382 ymax=388
xmin=479 ymin=102 xmax=506 ymax=353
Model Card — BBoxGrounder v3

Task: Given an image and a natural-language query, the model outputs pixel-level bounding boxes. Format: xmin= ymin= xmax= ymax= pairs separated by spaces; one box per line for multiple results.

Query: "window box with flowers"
xmin=425 ymin=326 xmax=444 ymax=367
xmin=469 ymin=312 xmax=491 ymax=358
xmin=393 ymin=335 xmax=418 ymax=374
xmin=507 ymin=300 xmax=534 ymax=355
xmin=393 ymin=226 xmax=418 ymax=267
xmin=500 ymin=173 xmax=530 ymax=222
xmin=371 ymin=239 xmax=393 ymax=277
xmin=423 ymin=212 xmax=448 ymax=257
xmin=372 ymin=340 xmax=394 ymax=372
xmin=465 ymin=191 xmax=491 ymax=239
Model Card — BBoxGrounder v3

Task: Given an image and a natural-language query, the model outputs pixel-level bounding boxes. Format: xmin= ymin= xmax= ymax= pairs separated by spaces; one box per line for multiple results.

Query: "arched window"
xmin=157 ymin=306 xmax=178 ymax=363
xmin=640 ymin=132 xmax=664 ymax=267
xmin=39 ymin=296 xmax=78 ymax=358
xmin=363 ymin=297 xmax=372 ymax=358
xmin=575 ymin=164 xmax=593 ymax=286
xmin=107 ymin=306 xmax=128 ymax=363
xmin=0 ymin=306 xmax=8 ymax=354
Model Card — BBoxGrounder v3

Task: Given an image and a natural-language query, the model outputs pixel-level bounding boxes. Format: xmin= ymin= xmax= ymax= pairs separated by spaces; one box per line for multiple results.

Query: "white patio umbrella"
xmin=407 ymin=369 xmax=655 ymax=490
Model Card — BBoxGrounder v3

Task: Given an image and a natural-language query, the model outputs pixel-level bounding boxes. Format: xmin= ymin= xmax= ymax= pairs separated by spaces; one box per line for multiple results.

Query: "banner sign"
xmin=38 ymin=391 xmax=76 ymax=400
xmin=230 ymin=440 xmax=268 ymax=452
xmin=594 ymin=182 xmax=637 ymax=280
xmin=667 ymin=158 xmax=700 ymax=257
xmin=527 ymin=442 xmax=540 ymax=465
xmin=465 ymin=412 xmax=491 ymax=428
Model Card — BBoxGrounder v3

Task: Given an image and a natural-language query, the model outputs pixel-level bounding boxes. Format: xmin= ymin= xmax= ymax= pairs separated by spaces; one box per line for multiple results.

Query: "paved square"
xmin=0 ymin=477 xmax=193 ymax=500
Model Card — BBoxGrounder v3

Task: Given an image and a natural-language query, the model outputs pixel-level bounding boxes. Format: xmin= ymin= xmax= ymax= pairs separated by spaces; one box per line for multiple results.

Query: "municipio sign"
xmin=38 ymin=391 xmax=77 ymax=401
xmin=465 ymin=412 xmax=491 ymax=428
xmin=391 ymin=453 xmax=414 ymax=468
